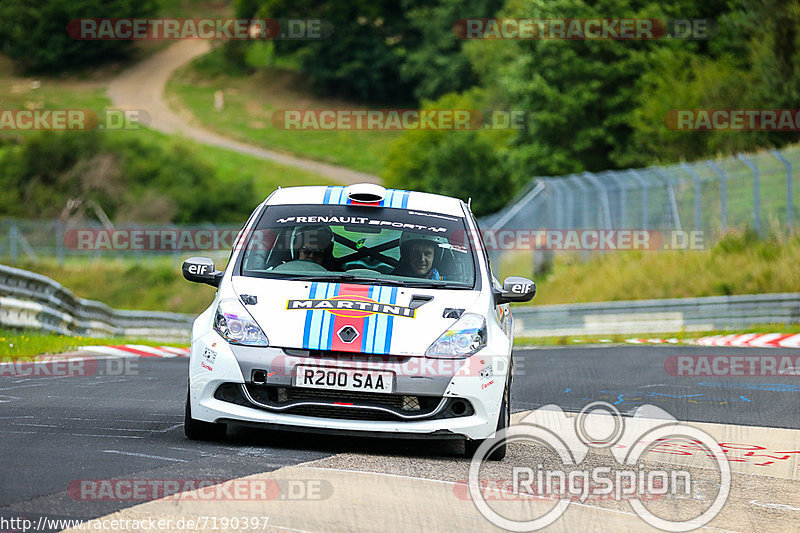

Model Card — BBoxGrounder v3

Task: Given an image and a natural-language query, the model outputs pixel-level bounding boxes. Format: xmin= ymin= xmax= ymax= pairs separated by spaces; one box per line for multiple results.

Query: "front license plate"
xmin=294 ymin=366 xmax=394 ymax=394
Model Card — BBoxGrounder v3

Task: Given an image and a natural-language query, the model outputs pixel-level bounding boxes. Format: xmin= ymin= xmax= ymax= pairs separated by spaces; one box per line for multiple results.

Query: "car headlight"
xmin=213 ymin=298 xmax=269 ymax=346
xmin=425 ymin=313 xmax=487 ymax=358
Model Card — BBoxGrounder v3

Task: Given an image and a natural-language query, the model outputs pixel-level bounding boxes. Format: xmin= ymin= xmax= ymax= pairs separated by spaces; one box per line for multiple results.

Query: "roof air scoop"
xmin=346 ymin=183 xmax=387 ymax=203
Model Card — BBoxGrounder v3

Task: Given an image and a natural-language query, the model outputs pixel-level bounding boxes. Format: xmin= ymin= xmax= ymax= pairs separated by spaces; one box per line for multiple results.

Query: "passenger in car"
xmin=292 ymin=226 xmax=343 ymax=271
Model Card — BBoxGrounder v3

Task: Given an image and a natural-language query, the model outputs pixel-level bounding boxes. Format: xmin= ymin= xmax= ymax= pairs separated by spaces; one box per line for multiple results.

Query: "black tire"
xmin=464 ymin=379 xmax=510 ymax=461
xmin=184 ymin=391 xmax=227 ymax=441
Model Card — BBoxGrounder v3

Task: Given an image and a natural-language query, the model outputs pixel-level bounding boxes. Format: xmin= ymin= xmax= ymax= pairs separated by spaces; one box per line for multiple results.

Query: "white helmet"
xmin=399 ymin=231 xmax=448 ymax=248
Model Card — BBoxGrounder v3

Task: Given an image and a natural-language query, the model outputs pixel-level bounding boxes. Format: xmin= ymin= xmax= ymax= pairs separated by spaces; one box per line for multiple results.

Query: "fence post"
xmin=771 ymin=150 xmax=793 ymax=232
xmin=738 ymin=154 xmax=760 ymax=234
xmin=680 ymin=162 xmax=703 ymax=232
xmin=706 ymin=160 xmax=727 ymax=233
xmin=569 ymin=176 xmax=591 ymax=228
xmin=4 ymin=222 xmax=37 ymax=264
xmin=548 ymin=179 xmax=564 ymax=229
xmin=654 ymin=168 xmax=682 ymax=231
xmin=628 ymin=169 xmax=650 ymax=229
xmin=561 ymin=179 xmax=576 ymax=229
xmin=55 ymin=221 xmax=64 ymax=265
xmin=604 ymin=171 xmax=627 ymax=228
xmin=582 ymin=172 xmax=613 ymax=229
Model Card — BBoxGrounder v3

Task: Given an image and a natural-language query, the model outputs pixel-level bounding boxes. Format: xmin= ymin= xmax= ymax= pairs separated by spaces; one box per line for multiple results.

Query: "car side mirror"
xmin=494 ymin=276 xmax=536 ymax=305
xmin=182 ymin=257 xmax=223 ymax=287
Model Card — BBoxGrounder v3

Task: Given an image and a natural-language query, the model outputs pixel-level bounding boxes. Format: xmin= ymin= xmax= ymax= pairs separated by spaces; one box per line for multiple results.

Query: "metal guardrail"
xmin=513 ymin=293 xmax=800 ymax=337
xmin=2 ymin=264 xmax=796 ymax=341
xmin=0 ymin=264 xmax=193 ymax=341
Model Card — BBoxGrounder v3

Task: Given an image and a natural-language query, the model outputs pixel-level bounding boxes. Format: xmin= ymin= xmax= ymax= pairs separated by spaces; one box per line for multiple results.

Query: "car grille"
xmin=214 ymin=383 xmax=473 ymax=422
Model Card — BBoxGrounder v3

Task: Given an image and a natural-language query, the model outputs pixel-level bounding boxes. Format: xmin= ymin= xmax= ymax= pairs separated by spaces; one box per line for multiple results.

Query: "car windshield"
xmin=239 ymin=204 xmax=476 ymax=288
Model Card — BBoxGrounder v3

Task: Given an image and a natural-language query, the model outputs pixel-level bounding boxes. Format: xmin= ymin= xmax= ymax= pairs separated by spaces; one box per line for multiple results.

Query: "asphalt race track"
xmin=1 ymin=345 xmax=799 ymax=532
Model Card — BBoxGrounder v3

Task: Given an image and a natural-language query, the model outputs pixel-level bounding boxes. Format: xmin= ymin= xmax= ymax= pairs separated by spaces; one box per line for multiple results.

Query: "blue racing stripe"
xmin=383 ymin=287 xmax=397 ymax=353
xmin=318 ymin=283 xmax=333 ymax=349
xmin=393 ymin=190 xmax=403 ymax=208
xmin=361 ymin=286 xmax=374 ymax=352
xmin=302 ymin=282 xmax=318 ymax=349
xmin=309 ymin=283 xmax=326 ymax=349
xmin=370 ymin=286 xmax=383 ymax=353
xmin=323 ymin=187 xmax=411 ymax=208
xmin=325 ymin=284 xmax=341 ymax=349
xmin=374 ymin=287 xmax=390 ymax=354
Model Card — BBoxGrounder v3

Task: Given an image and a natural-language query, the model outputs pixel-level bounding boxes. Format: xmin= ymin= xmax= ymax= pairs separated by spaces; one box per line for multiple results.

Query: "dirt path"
xmin=108 ymin=40 xmax=380 ymax=185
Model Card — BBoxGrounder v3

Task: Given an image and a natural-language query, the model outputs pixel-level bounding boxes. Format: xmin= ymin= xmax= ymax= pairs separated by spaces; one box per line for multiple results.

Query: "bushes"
xmin=0 ymin=132 xmax=254 ymax=223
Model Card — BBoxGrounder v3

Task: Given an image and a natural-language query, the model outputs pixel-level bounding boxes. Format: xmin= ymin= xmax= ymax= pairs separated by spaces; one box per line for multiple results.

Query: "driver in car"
xmin=293 ymin=225 xmax=342 ymax=271
xmin=392 ymin=232 xmax=445 ymax=280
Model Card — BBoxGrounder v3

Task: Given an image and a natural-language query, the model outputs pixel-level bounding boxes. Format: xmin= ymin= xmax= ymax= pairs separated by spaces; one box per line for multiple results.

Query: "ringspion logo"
xmin=468 ymin=402 xmax=730 ymax=531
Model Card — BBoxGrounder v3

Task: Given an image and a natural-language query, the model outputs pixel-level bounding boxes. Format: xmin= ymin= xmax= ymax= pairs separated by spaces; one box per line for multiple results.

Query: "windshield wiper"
xmin=301 ymin=274 xmax=411 ymax=286
xmin=397 ymin=280 xmax=464 ymax=288
xmin=277 ymin=274 xmax=358 ymax=282
xmin=274 ymin=274 xmax=471 ymax=289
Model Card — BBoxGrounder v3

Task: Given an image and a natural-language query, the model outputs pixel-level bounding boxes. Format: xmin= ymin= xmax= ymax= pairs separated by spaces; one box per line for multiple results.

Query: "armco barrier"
xmin=3 ymin=263 xmax=797 ymax=341
xmin=513 ymin=293 xmax=800 ymax=337
xmin=0 ymin=264 xmax=193 ymax=341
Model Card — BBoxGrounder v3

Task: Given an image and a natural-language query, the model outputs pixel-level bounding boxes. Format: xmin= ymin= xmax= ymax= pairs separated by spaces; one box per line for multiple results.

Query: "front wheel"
xmin=465 ymin=380 xmax=510 ymax=461
xmin=184 ymin=390 xmax=227 ymax=441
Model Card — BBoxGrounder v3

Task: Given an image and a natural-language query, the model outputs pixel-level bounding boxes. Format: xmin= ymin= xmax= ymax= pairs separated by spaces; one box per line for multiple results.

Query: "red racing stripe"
xmin=330 ymin=284 xmax=371 ymax=353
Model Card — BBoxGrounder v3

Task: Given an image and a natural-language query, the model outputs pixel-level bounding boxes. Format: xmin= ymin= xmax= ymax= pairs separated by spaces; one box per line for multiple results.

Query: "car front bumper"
xmin=188 ymin=330 xmax=509 ymax=441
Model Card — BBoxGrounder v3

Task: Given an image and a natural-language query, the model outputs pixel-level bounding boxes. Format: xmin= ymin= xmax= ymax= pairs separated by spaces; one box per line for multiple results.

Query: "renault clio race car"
xmin=182 ymin=183 xmax=535 ymax=459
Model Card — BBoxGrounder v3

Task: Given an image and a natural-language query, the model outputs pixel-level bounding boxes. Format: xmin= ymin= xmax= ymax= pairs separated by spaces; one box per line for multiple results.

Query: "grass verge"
xmin=0 ymin=328 xmax=185 ymax=360
xmin=500 ymin=230 xmax=800 ymax=305
xmin=166 ymin=48 xmax=400 ymax=175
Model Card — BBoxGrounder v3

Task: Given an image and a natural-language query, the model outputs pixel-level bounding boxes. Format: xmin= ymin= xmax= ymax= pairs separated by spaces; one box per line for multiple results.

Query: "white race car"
xmin=182 ymin=183 xmax=535 ymax=459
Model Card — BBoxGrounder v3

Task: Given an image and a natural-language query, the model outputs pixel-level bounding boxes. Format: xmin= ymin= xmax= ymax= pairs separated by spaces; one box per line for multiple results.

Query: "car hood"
xmin=230 ymin=276 xmax=481 ymax=356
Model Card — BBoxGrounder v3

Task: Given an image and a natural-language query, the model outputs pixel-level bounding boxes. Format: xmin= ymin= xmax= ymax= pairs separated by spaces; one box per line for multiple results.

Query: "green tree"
xmin=383 ymin=90 xmax=518 ymax=216
xmin=401 ymin=0 xmax=504 ymax=102
xmin=0 ymin=0 xmax=158 ymax=72
xmin=615 ymin=51 xmax=761 ymax=166
xmin=463 ymin=0 xmax=734 ymax=176
xmin=241 ymin=0 xmax=423 ymax=102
